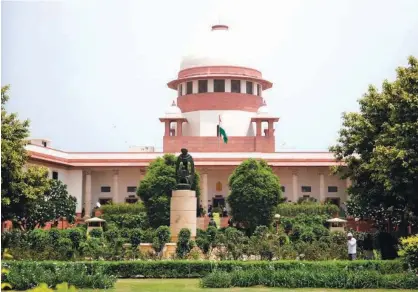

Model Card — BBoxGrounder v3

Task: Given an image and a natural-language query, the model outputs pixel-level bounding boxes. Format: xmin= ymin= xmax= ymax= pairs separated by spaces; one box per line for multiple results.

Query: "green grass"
xmin=80 ymin=279 xmax=418 ymax=292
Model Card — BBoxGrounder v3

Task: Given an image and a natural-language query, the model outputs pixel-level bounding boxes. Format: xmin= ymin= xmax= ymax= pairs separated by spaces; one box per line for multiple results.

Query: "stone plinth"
xmin=170 ymin=189 xmax=196 ymax=242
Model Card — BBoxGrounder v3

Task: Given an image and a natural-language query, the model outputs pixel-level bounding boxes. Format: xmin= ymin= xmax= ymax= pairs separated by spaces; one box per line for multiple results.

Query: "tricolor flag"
xmin=218 ymin=115 xmax=228 ymax=144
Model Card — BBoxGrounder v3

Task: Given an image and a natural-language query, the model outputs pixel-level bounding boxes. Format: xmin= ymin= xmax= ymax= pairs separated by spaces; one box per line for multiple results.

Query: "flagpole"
xmin=218 ymin=115 xmax=220 ymax=152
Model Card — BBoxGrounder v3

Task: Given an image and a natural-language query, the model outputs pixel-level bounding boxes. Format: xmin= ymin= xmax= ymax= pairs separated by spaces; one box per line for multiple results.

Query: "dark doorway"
xmin=213 ymin=196 xmax=225 ymax=208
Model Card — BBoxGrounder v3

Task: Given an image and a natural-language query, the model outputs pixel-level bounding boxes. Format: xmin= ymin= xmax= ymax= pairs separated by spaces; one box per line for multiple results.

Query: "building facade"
xmin=27 ymin=24 xmax=349 ymax=219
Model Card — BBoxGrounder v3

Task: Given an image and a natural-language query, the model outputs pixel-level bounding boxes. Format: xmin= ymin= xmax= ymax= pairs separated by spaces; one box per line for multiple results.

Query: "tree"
xmin=16 ymin=178 xmax=77 ymax=230
xmin=227 ymin=159 xmax=282 ymax=234
xmin=137 ymin=154 xmax=200 ymax=228
xmin=330 ymin=56 xmax=418 ymax=235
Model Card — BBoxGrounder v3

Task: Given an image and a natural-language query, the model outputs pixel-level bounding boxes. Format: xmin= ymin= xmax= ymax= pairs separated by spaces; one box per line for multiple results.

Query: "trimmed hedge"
xmin=99 ymin=202 xmax=145 ymax=215
xmin=201 ymin=269 xmax=418 ymax=289
xmin=277 ymin=202 xmax=339 ymax=217
xmin=2 ymin=260 xmax=405 ymax=279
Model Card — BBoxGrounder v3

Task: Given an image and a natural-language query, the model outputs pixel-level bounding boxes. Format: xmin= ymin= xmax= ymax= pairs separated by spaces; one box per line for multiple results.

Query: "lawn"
xmin=81 ymin=279 xmax=418 ymax=292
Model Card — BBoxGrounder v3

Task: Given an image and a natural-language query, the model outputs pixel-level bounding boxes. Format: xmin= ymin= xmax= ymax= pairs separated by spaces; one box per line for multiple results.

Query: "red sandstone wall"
xmin=163 ymin=136 xmax=275 ymax=153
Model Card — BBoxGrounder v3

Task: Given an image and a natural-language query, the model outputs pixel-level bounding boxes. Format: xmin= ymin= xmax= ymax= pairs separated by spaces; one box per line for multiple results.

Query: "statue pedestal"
xmin=170 ymin=189 xmax=196 ymax=242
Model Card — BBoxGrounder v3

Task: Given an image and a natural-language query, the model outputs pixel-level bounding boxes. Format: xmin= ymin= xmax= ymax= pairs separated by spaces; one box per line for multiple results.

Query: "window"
xmin=198 ymin=80 xmax=208 ymax=93
xmin=246 ymin=81 xmax=253 ymax=94
xmin=186 ymin=81 xmax=193 ymax=94
xmin=127 ymin=186 xmax=137 ymax=193
xmin=52 ymin=171 xmax=58 ymax=180
xmin=257 ymin=84 xmax=261 ymax=96
xmin=280 ymin=186 xmax=285 ymax=192
xmin=101 ymin=186 xmax=111 ymax=193
xmin=99 ymin=198 xmax=112 ymax=205
xmin=231 ymin=80 xmax=241 ymax=93
xmin=125 ymin=197 xmax=138 ymax=204
xmin=214 ymin=79 xmax=225 ymax=92
xmin=301 ymin=186 xmax=311 ymax=193
xmin=178 ymin=84 xmax=183 ymax=97
xmin=42 ymin=141 xmax=47 ymax=147
xmin=328 ymin=186 xmax=338 ymax=193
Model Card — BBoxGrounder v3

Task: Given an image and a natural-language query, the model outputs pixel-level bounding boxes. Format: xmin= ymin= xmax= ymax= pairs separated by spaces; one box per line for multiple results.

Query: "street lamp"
xmin=274 ymin=214 xmax=281 ymax=233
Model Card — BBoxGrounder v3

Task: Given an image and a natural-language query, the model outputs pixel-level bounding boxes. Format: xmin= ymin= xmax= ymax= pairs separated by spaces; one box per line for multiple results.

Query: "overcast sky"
xmin=2 ymin=0 xmax=418 ymax=152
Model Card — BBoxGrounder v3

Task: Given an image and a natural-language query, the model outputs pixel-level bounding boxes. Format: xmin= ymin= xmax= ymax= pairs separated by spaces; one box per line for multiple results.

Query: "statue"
xmin=175 ymin=148 xmax=195 ymax=190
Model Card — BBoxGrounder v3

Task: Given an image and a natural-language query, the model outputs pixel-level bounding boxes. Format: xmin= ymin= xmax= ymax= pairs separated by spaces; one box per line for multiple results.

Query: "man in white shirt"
xmin=347 ymin=232 xmax=357 ymax=260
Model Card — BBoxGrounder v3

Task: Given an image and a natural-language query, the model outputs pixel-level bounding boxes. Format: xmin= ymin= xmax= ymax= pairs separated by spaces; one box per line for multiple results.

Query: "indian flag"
xmin=218 ymin=115 xmax=228 ymax=144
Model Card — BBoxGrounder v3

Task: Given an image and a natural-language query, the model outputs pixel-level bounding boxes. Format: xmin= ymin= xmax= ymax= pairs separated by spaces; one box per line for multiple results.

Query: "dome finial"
xmin=172 ymin=100 xmax=176 ymax=106
xmin=211 ymin=24 xmax=229 ymax=31
xmin=262 ymin=99 xmax=267 ymax=106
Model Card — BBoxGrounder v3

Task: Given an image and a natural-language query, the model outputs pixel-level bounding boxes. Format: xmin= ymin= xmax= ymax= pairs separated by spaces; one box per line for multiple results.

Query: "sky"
xmin=2 ymin=0 xmax=418 ymax=152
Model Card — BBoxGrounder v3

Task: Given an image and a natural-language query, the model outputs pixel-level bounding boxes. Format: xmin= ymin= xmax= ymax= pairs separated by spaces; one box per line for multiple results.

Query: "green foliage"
xmin=201 ymin=269 xmax=418 ymax=289
xmin=101 ymin=213 xmax=149 ymax=229
xmin=227 ymin=159 xmax=282 ymax=234
xmin=330 ymin=56 xmax=418 ymax=233
xmin=89 ymin=228 xmax=103 ymax=238
xmin=277 ymin=202 xmax=339 ymax=217
xmin=2 ymin=260 xmax=406 ymax=280
xmin=176 ymin=228 xmax=193 ymax=259
xmin=399 ymin=234 xmax=418 ymax=272
xmin=99 ymin=202 xmax=145 ymax=214
xmin=130 ymin=228 xmax=142 ymax=248
xmin=138 ymin=154 xmax=201 ymax=228
xmin=152 ymin=226 xmax=170 ymax=253
xmin=24 ymin=179 xmax=77 ymax=230
xmin=3 ymin=262 xmax=116 ymax=290
xmin=80 ymin=238 xmax=103 ymax=260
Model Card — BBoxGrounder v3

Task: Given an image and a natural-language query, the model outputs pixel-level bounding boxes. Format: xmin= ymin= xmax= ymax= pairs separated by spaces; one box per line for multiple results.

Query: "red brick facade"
xmin=163 ymin=136 xmax=275 ymax=153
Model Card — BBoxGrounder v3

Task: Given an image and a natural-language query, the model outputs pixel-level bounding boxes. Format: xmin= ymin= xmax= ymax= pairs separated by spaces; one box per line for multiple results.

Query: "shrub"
xmin=89 ymin=228 xmax=103 ymax=238
xmin=201 ymin=269 xmax=418 ymax=289
xmin=2 ymin=260 xmax=406 ymax=280
xmin=399 ymin=234 xmax=418 ymax=272
xmin=200 ymin=270 xmax=231 ymax=288
xmin=101 ymin=213 xmax=149 ymax=229
xmin=68 ymin=228 xmax=85 ymax=250
xmin=100 ymin=202 xmax=145 ymax=214
xmin=130 ymin=228 xmax=142 ymax=248
xmin=176 ymin=228 xmax=192 ymax=259
xmin=104 ymin=228 xmax=120 ymax=244
xmin=152 ymin=226 xmax=170 ymax=253
xmin=3 ymin=262 xmax=116 ymax=290
xmin=277 ymin=202 xmax=339 ymax=217
xmin=57 ymin=238 xmax=74 ymax=260
xmin=27 ymin=229 xmax=49 ymax=251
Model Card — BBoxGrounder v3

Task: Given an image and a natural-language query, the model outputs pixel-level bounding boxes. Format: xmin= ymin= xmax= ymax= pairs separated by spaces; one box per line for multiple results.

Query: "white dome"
xmin=180 ymin=24 xmax=255 ymax=70
xmin=256 ymin=100 xmax=270 ymax=117
xmin=165 ymin=101 xmax=182 ymax=118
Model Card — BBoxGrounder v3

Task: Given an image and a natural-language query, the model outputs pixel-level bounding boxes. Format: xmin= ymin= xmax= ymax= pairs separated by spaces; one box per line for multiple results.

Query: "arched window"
xmin=216 ymin=181 xmax=222 ymax=192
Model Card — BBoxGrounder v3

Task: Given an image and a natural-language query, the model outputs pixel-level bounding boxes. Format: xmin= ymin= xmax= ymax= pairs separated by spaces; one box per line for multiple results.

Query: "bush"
xmin=89 ymin=228 xmax=103 ymax=238
xmin=130 ymin=228 xmax=142 ymax=248
xmin=101 ymin=213 xmax=149 ymax=229
xmin=152 ymin=226 xmax=170 ymax=253
xmin=399 ymin=234 xmax=418 ymax=272
xmin=100 ymin=202 xmax=145 ymax=214
xmin=3 ymin=262 xmax=116 ymax=290
xmin=201 ymin=269 xmax=418 ymax=289
xmin=176 ymin=228 xmax=192 ymax=259
xmin=2 ymin=260 xmax=406 ymax=280
xmin=277 ymin=202 xmax=339 ymax=217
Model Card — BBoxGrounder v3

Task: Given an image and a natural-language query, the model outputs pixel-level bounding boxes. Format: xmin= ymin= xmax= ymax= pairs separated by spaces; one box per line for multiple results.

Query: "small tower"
xmin=159 ymin=101 xmax=187 ymax=139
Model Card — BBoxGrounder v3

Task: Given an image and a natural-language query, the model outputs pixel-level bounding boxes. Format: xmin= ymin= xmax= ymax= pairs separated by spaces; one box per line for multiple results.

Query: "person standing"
xmin=347 ymin=232 xmax=357 ymax=260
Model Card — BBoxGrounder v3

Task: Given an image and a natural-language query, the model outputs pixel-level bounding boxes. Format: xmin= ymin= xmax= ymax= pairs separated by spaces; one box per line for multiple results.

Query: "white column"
xmin=292 ymin=171 xmax=298 ymax=202
xmin=241 ymin=80 xmax=246 ymax=93
xmin=201 ymin=172 xmax=208 ymax=213
xmin=181 ymin=82 xmax=186 ymax=95
xmin=84 ymin=170 xmax=92 ymax=219
xmin=113 ymin=169 xmax=120 ymax=203
xmin=225 ymin=79 xmax=231 ymax=92
xmin=208 ymin=79 xmax=214 ymax=92
xmin=319 ymin=173 xmax=325 ymax=202
xmin=192 ymin=80 xmax=198 ymax=94
xmin=138 ymin=169 xmax=145 ymax=201
xmin=253 ymin=82 xmax=257 ymax=95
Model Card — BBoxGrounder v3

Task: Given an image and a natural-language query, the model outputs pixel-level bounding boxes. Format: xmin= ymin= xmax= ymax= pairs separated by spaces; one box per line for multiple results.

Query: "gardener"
xmin=347 ymin=232 xmax=357 ymax=260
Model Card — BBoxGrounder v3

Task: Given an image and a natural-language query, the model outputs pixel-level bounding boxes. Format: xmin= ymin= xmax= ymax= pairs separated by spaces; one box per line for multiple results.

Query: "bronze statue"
xmin=175 ymin=148 xmax=195 ymax=189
